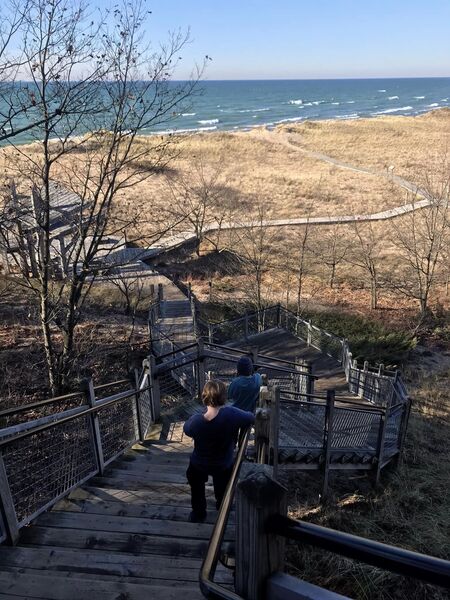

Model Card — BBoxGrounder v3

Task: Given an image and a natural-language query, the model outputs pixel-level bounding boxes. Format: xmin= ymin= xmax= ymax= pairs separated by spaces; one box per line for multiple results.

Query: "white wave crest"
xmin=237 ymin=107 xmax=271 ymax=113
xmin=336 ymin=113 xmax=359 ymax=120
xmin=388 ymin=96 xmax=399 ymax=100
xmin=414 ymin=96 xmax=425 ymax=100
xmin=442 ymin=98 xmax=449 ymax=102
xmin=378 ymin=89 xmax=386 ymax=92
xmin=152 ymin=125 xmax=217 ymax=135
xmin=373 ymin=106 xmax=413 ymax=115
xmin=346 ymin=100 xmax=355 ymax=104
xmin=181 ymin=112 xmax=196 ymax=116
xmin=332 ymin=102 xmax=340 ymax=105
xmin=198 ymin=118 xmax=219 ymax=125
xmin=288 ymin=99 xmax=303 ymax=105
xmin=427 ymin=103 xmax=439 ymax=107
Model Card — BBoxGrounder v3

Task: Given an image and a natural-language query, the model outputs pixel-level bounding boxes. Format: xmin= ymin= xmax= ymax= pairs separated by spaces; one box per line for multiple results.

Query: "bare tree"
xmin=390 ymin=175 xmax=449 ymax=316
xmin=348 ymin=221 xmax=383 ymax=310
xmin=0 ymin=0 xmax=201 ymax=393
xmin=164 ymin=153 xmax=238 ymax=255
xmin=310 ymin=223 xmax=351 ymax=289
xmin=230 ymin=204 xmax=279 ymax=325
xmin=109 ymin=272 xmax=153 ymax=346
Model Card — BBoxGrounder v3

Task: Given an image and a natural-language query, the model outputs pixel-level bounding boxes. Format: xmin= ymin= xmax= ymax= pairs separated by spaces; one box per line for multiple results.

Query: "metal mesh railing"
xmin=2 ymin=412 xmax=98 ymax=527
xmin=332 ymin=406 xmax=382 ymax=451
xmin=309 ymin=325 xmax=344 ymax=361
xmin=384 ymin=404 xmax=405 ymax=455
xmin=348 ymin=368 xmax=395 ymax=406
xmin=0 ymin=392 xmax=87 ymax=429
xmin=279 ymin=399 xmax=327 ymax=449
xmin=98 ymin=396 xmax=139 ymax=466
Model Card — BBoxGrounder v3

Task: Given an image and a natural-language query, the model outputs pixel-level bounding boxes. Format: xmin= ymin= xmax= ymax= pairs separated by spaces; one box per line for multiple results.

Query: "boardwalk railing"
xmin=191 ymin=303 xmax=408 ymax=409
xmin=199 ymin=392 xmax=449 ymax=600
xmin=0 ymin=373 xmax=156 ymax=545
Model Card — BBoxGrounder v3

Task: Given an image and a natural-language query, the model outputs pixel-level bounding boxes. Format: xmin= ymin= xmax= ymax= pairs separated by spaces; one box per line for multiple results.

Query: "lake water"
xmin=2 ymin=78 xmax=450 ymax=144
xmin=152 ymin=78 xmax=450 ymax=135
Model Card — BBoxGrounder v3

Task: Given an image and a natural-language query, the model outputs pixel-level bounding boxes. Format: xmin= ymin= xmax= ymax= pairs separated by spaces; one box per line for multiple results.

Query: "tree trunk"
xmin=371 ymin=275 xmax=378 ymax=310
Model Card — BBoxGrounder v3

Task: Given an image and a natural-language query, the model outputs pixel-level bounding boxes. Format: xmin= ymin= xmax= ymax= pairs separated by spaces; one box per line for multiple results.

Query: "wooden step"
xmin=69 ymin=485 xmax=216 ymax=506
xmin=115 ymin=459 xmax=189 ymax=475
xmin=0 ymin=546 xmax=233 ymax=585
xmin=35 ymin=511 xmax=224 ymax=541
xmin=21 ymin=525 xmax=209 ymax=559
xmin=89 ymin=475 xmax=206 ymax=491
xmin=101 ymin=468 xmax=188 ymax=484
xmin=0 ymin=571 xmax=204 ymax=599
xmin=53 ymin=497 xmax=231 ymax=526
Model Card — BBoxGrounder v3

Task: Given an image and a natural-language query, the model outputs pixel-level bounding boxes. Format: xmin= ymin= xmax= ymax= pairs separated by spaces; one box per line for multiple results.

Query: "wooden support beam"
xmin=84 ymin=378 xmax=105 ymax=476
xmin=255 ymin=408 xmax=271 ymax=464
xmin=149 ymin=355 xmax=161 ymax=422
xmin=375 ymin=408 xmax=388 ymax=487
xmin=269 ymin=387 xmax=280 ymax=480
xmin=133 ymin=369 xmax=145 ymax=443
xmin=196 ymin=338 xmax=206 ymax=395
xmin=322 ymin=390 xmax=335 ymax=501
xmin=0 ymin=451 xmax=19 ymax=545
xmin=235 ymin=464 xmax=287 ymax=600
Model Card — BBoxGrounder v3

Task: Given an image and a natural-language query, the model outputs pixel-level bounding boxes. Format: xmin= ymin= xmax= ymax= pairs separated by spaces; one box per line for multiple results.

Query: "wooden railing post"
xmin=269 ymin=386 xmax=280 ymax=480
xmin=322 ymin=389 xmax=335 ymax=501
xmin=360 ymin=360 xmax=369 ymax=399
xmin=374 ymin=407 xmax=388 ymax=486
xmin=297 ymin=358 xmax=314 ymax=399
xmin=190 ymin=296 xmax=198 ymax=340
xmin=307 ymin=319 xmax=312 ymax=346
xmin=208 ymin=323 xmax=214 ymax=344
xmin=84 ymin=378 xmax=105 ymax=476
xmin=235 ymin=464 xmax=287 ymax=600
xmin=0 ymin=451 xmax=19 ymax=545
xmin=149 ymin=355 xmax=161 ymax=421
xmin=276 ymin=303 xmax=281 ymax=328
xmin=133 ymin=368 xmax=145 ymax=443
xmin=244 ymin=312 xmax=249 ymax=339
xmin=197 ymin=338 xmax=206 ymax=395
xmin=251 ymin=347 xmax=258 ymax=367
xmin=255 ymin=407 xmax=271 ymax=464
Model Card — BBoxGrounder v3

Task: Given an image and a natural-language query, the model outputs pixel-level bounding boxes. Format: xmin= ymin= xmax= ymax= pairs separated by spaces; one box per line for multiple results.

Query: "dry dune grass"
xmin=279 ymin=108 xmax=450 ymax=182
xmin=117 ymin=126 xmax=405 ymax=236
xmin=0 ymin=110 xmax=448 ymax=243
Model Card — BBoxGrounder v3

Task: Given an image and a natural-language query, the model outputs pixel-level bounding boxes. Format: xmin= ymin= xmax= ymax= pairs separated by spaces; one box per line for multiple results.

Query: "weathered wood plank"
xmin=69 ymin=485 xmax=216 ymax=506
xmin=89 ymin=475 xmax=204 ymax=490
xmin=21 ymin=525 xmax=210 ymax=558
xmin=0 ymin=547 xmax=234 ymax=584
xmin=0 ymin=571 xmax=204 ymax=600
xmin=53 ymin=498 xmax=232 ymax=526
xmin=35 ymin=511 xmax=227 ymax=541
xmin=123 ymin=450 xmax=192 ymax=465
xmin=100 ymin=469 xmax=189 ymax=485
xmin=105 ymin=462 xmax=189 ymax=476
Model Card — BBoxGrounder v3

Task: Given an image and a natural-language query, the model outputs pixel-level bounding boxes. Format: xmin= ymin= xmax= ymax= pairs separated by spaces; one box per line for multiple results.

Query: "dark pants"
xmin=186 ymin=462 xmax=233 ymax=517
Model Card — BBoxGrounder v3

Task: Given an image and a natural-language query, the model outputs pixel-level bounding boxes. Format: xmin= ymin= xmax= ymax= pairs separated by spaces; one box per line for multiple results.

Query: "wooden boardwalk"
xmin=0 ymin=433 xmax=234 ymax=599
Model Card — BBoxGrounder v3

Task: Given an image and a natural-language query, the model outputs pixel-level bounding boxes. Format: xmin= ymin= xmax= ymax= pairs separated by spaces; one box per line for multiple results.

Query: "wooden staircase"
xmin=0 ymin=437 xmax=234 ymax=599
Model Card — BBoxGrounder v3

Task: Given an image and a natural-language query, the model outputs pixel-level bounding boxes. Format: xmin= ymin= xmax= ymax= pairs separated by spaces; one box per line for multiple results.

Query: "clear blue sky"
xmin=145 ymin=0 xmax=450 ymax=79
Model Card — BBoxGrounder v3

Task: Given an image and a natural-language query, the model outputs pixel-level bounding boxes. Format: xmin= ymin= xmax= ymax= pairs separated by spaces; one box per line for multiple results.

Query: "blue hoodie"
xmin=227 ymin=373 xmax=262 ymax=412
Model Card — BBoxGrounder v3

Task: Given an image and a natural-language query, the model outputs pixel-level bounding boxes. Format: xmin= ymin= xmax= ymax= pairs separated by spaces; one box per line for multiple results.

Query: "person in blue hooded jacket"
xmin=227 ymin=355 xmax=262 ymax=413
